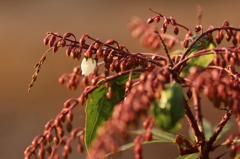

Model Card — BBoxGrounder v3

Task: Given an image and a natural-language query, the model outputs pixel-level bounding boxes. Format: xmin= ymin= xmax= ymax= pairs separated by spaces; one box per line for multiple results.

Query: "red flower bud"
xmin=48 ymin=35 xmax=56 ymax=47
xmin=147 ymin=17 xmax=154 ymax=24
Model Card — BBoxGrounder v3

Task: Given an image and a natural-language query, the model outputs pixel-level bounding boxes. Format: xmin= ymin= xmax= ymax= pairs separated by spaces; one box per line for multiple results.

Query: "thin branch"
xmin=28 ymin=48 xmax=52 ymax=92
xmin=184 ymin=98 xmax=204 ymax=143
xmin=208 ymin=110 xmax=232 ymax=149
xmin=154 ymin=31 xmax=174 ymax=67
xmin=178 ymin=27 xmax=240 ymax=62
xmin=192 ymin=87 xmax=204 ymax=135
xmin=196 ymin=5 xmax=202 ymax=25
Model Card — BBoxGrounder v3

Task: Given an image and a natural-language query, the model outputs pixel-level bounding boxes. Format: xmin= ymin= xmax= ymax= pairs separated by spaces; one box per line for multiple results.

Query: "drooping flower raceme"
xmin=81 ymin=57 xmax=96 ymax=76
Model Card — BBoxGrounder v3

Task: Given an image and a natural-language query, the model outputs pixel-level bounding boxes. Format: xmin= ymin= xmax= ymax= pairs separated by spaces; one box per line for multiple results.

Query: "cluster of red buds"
xmin=26 ymin=9 xmax=240 ymax=159
xmin=88 ymin=68 xmax=171 ymax=159
xmin=24 ymin=99 xmax=85 ymax=159
xmin=128 ymin=18 xmax=180 ymax=50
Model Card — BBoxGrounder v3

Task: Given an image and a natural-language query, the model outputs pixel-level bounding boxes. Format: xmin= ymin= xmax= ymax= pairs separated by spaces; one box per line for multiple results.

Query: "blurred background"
xmin=1 ymin=0 xmax=240 ymax=158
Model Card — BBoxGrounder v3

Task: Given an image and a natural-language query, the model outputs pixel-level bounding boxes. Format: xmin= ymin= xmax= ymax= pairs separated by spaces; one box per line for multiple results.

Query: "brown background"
xmin=1 ymin=0 xmax=240 ymax=158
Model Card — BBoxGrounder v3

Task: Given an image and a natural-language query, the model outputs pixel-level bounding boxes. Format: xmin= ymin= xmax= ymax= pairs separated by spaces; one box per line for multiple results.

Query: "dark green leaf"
xmin=180 ymin=35 xmax=216 ymax=77
xmin=174 ymin=153 xmax=201 ymax=159
xmin=151 ymin=82 xmax=185 ymax=131
xmin=85 ymin=73 xmax=140 ymax=150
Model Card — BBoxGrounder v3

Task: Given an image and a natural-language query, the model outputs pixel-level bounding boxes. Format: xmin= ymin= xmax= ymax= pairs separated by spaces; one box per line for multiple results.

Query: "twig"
xmin=184 ymin=98 xmax=204 ymax=143
xmin=28 ymin=48 xmax=52 ymax=92
xmin=196 ymin=5 xmax=202 ymax=25
xmin=208 ymin=110 xmax=232 ymax=149
xmin=154 ymin=31 xmax=174 ymax=67
xmin=192 ymin=87 xmax=204 ymax=135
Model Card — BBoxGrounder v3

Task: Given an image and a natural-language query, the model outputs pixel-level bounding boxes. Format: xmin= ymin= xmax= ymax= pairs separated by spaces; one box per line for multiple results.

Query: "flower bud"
xmin=106 ymin=87 xmax=112 ymax=99
xmin=53 ymin=136 xmax=59 ymax=145
xmin=232 ymin=37 xmax=237 ymax=46
xmin=67 ymin=111 xmax=73 ymax=122
xmin=96 ymin=49 xmax=103 ymax=58
xmin=169 ymin=17 xmax=176 ymax=25
xmin=161 ymin=26 xmax=167 ymax=34
xmin=147 ymin=17 xmax=154 ymax=24
xmin=173 ymin=26 xmax=179 ymax=35
xmin=63 ymin=32 xmax=73 ymax=37
xmin=225 ymin=31 xmax=231 ymax=41
xmin=66 ymin=122 xmax=73 ymax=132
xmin=58 ymin=39 xmax=66 ymax=47
xmin=220 ymin=59 xmax=226 ymax=67
xmin=187 ymin=89 xmax=192 ymax=99
xmin=81 ymin=58 xmax=96 ymax=76
xmin=182 ymin=39 xmax=189 ymax=48
xmin=53 ymin=46 xmax=58 ymax=53
xmin=154 ymin=16 xmax=160 ymax=23
xmin=79 ymin=37 xmax=85 ymax=47
xmin=106 ymin=39 xmax=118 ymax=45
xmin=213 ymin=56 xmax=220 ymax=66
xmin=195 ymin=25 xmax=202 ymax=32
xmin=66 ymin=47 xmax=71 ymax=57
xmin=46 ymin=133 xmax=52 ymax=143
xmin=145 ymin=131 xmax=152 ymax=141
xmin=222 ymin=20 xmax=230 ymax=27
xmin=77 ymin=144 xmax=84 ymax=153
xmin=43 ymin=37 xmax=49 ymax=45
xmin=48 ymin=36 xmax=56 ymax=47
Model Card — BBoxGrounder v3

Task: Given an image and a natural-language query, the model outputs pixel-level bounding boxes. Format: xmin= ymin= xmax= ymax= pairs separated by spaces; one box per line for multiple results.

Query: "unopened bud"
xmin=195 ymin=25 xmax=202 ymax=32
xmin=147 ymin=18 xmax=154 ymax=24
xmin=43 ymin=37 xmax=49 ymax=45
xmin=48 ymin=36 xmax=56 ymax=47
xmin=222 ymin=20 xmax=230 ymax=27
xmin=173 ymin=26 xmax=179 ymax=35
xmin=161 ymin=26 xmax=167 ymax=34
xmin=154 ymin=17 xmax=160 ymax=23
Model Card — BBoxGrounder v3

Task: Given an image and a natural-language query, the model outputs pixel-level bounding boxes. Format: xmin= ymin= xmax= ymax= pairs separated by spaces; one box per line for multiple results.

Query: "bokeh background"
xmin=1 ymin=0 xmax=240 ymax=158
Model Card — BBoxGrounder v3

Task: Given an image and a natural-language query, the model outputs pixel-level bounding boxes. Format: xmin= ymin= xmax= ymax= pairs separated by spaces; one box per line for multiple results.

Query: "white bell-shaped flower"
xmin=81 ymin=57 xmax=96 ymax=76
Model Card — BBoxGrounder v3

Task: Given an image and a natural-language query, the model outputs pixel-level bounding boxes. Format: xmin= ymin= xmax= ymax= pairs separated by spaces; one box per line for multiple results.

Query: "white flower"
xmin=81 ymin=57 xmax=96 ymax=76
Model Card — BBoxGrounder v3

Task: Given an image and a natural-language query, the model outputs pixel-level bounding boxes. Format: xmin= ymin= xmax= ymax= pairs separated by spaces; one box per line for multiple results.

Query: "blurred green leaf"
xmin=105 ymin=140 xmax=168 ymax=157
xmin=180 ymin=35 xmax=216 ymax=77
xmin=221 ymin=139 xmax=240 ymax=146
xmin=203 ymin=118 xmax=213 ymax=140
xmin=151 ymin=82 xmax=185 ymax=131
xmin=174 ymin=153 xmax=201 ymax=159
xmin=132 ymin=128 xmax=176 ymax=142
xmin=85 ymin=73 xmax=140 ymax=150
xmin=106 ymin=128 xmax=196 ymax=157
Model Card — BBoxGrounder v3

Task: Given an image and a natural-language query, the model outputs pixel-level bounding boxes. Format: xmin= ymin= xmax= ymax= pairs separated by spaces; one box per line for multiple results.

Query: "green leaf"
xmin=203 ymin=118 xmax=213 ymax=140
xmin=106 ymin=128 xmax=196 ymax=157
xmin=132 ymin=128 xmax=176 ymax=142
xmin=221 ymin=139 xmax=240 ymax=146
xmin=151 ymin=82 xmax=185 ymax=131
xmin=106 ymin=128 xmax=176 ymax=157
xmin=105 ymin=140 xmax=165 ymax=157
xmin=85 ymin=73 xmax=140 ymax=150
xmin=180 ymin=35 xmax=216 ymax=77
xmin=174 ymin=153 xmax=201 ymax=159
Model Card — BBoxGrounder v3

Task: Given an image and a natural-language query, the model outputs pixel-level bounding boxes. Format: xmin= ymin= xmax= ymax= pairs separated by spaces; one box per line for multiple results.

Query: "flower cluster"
xmin=26 ymin=9 xmax=240 ymax=159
